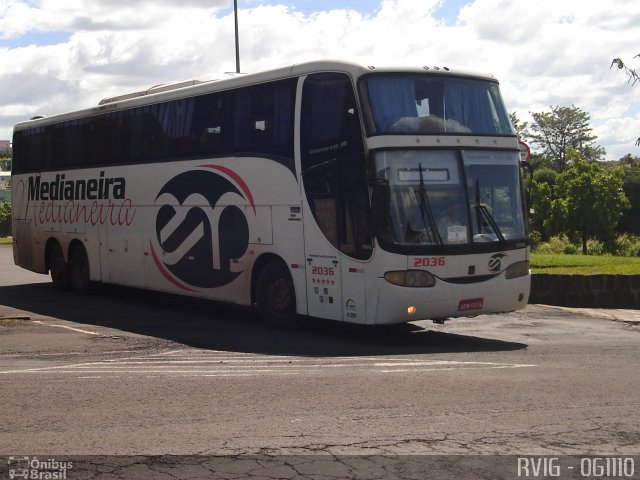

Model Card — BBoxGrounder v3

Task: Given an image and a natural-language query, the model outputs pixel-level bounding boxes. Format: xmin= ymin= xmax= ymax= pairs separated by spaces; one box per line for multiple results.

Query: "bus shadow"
xmin=0 ymin=282 xmax=528 ymax=356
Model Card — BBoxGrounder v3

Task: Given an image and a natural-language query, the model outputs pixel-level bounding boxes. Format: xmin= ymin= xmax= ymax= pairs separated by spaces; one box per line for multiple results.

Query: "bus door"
xmin=301 ymin=160 xmax=372 ymax=322
xmin=304 ymin=202 xmax=342 ymax=320
xmin=300 ymin=72 xmax=372 ymax=322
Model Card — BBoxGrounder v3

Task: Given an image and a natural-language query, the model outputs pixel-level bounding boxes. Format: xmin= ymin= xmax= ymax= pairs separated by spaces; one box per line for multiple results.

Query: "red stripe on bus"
xmin=149 ymin=241 xmax=197 ymax=293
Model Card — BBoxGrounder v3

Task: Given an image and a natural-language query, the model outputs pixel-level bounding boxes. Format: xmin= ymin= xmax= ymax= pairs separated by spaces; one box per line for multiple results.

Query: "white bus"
xmin=11 ymin=60 xmax=530 ymax=326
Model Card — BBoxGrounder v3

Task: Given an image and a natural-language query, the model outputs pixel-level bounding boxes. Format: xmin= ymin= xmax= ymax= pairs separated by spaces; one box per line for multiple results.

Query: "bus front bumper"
xmin=372 ymin=273 xmax=531 ymax=325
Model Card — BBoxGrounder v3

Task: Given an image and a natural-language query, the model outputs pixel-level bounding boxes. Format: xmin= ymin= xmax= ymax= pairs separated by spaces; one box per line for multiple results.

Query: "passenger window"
xmin=229 ymin=79 xmax=296 ymax=159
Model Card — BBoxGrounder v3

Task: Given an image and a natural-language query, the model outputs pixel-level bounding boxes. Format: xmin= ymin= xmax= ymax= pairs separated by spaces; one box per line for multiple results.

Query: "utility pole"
xmin=234 ymin=0 xmax=240 ymax=73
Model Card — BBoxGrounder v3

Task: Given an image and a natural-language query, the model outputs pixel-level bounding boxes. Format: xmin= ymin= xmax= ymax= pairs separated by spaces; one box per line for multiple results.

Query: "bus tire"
xmin=49 ymin=242 xmax=70 ymax=291
xmin=256 ymin=261 xmax=299 ymax=328
xmin=69 ymin=244 xmax=91 ymax=294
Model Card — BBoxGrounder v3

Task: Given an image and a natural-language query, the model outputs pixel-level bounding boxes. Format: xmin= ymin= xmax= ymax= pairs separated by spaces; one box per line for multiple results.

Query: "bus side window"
xmin=89 ymin=112 xmax=129 ymax=166
xmin=229 ymin=79 xmax=295 ymax=160
xmin=190 ymin=93 xmax=227 ymax=157
xmin=128 ymin=105 xmax=168 ymax=161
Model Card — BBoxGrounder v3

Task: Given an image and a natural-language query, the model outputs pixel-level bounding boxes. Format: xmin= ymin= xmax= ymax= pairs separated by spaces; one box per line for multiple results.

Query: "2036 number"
xmin=312 ymin=266 xmax=335 ymax=276
xmin=414 ymin=257 xmax=445 ymax=268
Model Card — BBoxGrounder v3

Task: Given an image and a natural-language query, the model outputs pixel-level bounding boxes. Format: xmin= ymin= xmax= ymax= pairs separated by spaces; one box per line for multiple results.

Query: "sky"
xmin=1 ymin=0 xmax=639 ymax=160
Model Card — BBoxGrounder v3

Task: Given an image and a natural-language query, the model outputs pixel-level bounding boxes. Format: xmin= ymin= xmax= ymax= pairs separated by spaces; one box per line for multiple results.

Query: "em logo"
xmin=489 ymin=252 xmax=507 ymax=273
xmin=150 ymin=165 xmax=255 ymax=291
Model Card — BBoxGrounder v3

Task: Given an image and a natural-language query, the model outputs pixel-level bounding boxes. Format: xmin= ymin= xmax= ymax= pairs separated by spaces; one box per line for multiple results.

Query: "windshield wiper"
xmin=474 ymin=179 xmax=505 ymax=243
xmin=416 ymin=164 xmax=442 ymax=245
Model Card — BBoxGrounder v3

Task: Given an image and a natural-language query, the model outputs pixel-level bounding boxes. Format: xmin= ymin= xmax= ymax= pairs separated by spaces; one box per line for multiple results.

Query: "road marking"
xmin=32 ymin=320 xmax=120 ymax=338
xmin=0 ymin=349 xmax=143 ymax=358
xmin=0 ymin=348 xmax=537 ymax=378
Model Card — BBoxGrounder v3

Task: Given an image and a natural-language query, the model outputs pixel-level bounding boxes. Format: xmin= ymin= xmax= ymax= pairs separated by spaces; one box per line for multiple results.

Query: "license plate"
xmin=458 ymin=298 xmax=484 ymax=312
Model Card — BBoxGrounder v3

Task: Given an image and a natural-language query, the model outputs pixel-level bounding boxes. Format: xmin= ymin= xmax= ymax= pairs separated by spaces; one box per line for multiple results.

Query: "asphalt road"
xmin=1 ymin=245 xmax=639 ymax=478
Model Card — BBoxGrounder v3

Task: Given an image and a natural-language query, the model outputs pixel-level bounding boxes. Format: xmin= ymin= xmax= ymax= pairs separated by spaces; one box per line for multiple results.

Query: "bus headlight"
xmin=505 ymin=260 xmax=529 ymax=279
xmin=384 ymin=270 xmax=436 ymax=287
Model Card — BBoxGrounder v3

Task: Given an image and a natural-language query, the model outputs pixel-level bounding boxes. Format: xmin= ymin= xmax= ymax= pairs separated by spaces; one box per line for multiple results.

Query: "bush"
xmin=614 ymin=233 xmax=640 ymax=257
xmin=0 ymin=202 xmax=10 ymax=237
xmin=534 ymin=233 xmax=640 ymax=257
xmin=534 ymin=235 xmax=577 ymax=254
xmin=586 ymin=239 xmax=604 ymax=256
xmin=529 ymin=230 xmax=542 ymax=250
xmin=562 ymin=242 xmax=579 ymax=255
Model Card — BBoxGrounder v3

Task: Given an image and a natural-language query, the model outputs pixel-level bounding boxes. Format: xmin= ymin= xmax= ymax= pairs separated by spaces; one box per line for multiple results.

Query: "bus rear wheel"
xmin=69 ymin=244 xmax=91 ymax=294
xmin=256 ymin=261 xmax=298 ymax=328
xmin=49 ymin=242 xmax=69 ymax=291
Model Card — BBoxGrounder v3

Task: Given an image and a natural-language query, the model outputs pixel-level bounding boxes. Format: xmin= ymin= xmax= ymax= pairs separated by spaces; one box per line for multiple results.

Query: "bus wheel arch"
xmin=68 ymin=240 xmax=91 ymax=294
xmin=252 ymin=255 xmax=299 ymax=328
xmin=46 ymin=239 xmax=69 ymax=291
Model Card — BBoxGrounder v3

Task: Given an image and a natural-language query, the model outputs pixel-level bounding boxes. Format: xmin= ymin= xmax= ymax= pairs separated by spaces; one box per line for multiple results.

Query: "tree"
xmin=530 ymin=181 xmax=557 ymax=240
xmin=611 ymin=55 xmax=640 ymax=85
xmin=611 ymin=54 xmax=640 ymax=146
xmin=533 ymin=167 xmax=558 ymax=186
xmin=0 ymin=148 xmax=11 ymax=171
xmin=554 ymin=150 xmax=630 ymax=254
xmin=509 ymin=112 xmax=527 ymax=138
xmin=530 ymin=168 xmax=565 ymax=240
xmin=0 ymin=202 xmax=11 ymax=237
xmin=619 ymin=153 xmax=637 ymax=167
xmin=510 ymin=112 xmax=552 ymax=170
xmin=526 ymin=105 xmax=605 ymax=172
xmin=617 ymin=154 xmax=640 ymax=234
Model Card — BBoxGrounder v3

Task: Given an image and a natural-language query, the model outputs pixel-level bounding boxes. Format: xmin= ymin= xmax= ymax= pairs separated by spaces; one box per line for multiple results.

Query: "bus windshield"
xmin=374 ymin=149 xmax=527 ymax=249
xmin=362 ymin=74 xmax=514 ymax=135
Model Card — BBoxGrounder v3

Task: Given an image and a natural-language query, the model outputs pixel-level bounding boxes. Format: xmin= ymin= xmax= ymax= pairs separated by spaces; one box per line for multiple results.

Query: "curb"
xmin=530 ymin=274 xmax=640 ymax=309
xmin=540 ymin=305 xmax=640 ymax=324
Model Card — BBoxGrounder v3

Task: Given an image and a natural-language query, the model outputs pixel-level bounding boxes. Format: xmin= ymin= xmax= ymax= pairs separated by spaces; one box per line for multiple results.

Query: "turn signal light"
xmin=384 ymin=270 xmax=436 ymax=287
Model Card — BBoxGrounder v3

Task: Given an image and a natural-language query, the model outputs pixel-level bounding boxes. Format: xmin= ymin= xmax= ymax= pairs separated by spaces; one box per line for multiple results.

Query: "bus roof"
xmin=13 ymin=59 xmax=498 ymax=132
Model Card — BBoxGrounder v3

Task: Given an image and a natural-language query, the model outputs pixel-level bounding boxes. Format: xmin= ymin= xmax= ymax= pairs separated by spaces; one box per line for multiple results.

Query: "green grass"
xmin=0 ymin=236 xmax=12 ymax=245
xmin=531 ymin=253 xmax=640 ymax=275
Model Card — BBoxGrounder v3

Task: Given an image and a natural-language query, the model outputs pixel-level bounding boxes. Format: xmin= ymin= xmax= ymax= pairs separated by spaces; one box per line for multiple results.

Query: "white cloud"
xmin=1 ymin=0 xmax=639 ymax=160
xmin=595 ymin=114 xmax=640 ymax=160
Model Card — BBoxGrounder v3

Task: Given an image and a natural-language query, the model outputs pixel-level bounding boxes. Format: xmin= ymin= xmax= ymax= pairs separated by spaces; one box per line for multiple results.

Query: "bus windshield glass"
xmin=374 ymin=150 xmax=527 ymax=248
xmin=362 ymin=74 xmax=514 ymax=135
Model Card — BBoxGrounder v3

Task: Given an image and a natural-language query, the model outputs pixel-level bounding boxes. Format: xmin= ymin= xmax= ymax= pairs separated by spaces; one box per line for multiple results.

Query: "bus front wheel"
xmin=256 ymin=261 xmax=298 ymax=328
xmin=49 ymin=242 xmax=69 ymax=291
xmin=69 ymin=244 xmax=91 ymax=294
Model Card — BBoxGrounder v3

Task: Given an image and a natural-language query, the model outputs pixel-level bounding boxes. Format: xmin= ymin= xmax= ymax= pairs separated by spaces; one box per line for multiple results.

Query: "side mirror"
xmin=520 ymin=159 xmax=533 ymax=192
